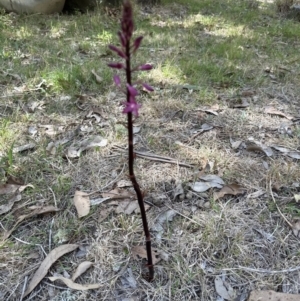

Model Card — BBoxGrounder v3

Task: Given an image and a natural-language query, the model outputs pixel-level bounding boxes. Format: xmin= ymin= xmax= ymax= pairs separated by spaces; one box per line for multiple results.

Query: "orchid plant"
xmin=108 ymin=0 xmax=154 ymax=281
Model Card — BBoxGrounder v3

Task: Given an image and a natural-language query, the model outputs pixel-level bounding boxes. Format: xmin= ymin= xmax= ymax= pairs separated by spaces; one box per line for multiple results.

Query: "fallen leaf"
xmin=48 ymin=276 xmax=101 ymax=290
xmin=233 ymin=97 xmax=250 ymax=108
xmin=292 ymin=220 xmax=300 ymax=238
xmin=286 ymin=151 xmax=300 ymax=160
xmin=190 ymin=175 xmax=224 ymax=192
xmin=201 ymin=123 xmax=214 ymax=131
xmin=131 ymin=246 xmax=161 ymax=265
xmin=230 ymin=139 xmax=242 ymax=149
xmin=0 ymin=192 xmax=22 ymax=215
xmin=0 ymin=183 xmax=33 ymax=195
xmin=190 ymin=181 xmax=220 ymax=192
xmin=80 ymin=136 xmax=108 ymax=151
xmin=67 ymin=136 xmax=108 ymax=158
xmin=2 ymin=206 xmax=60 ymax=241
xmin=271 ymin=145 xmax=290 ymax=153
xmin=120 ymin=268 xmax=137 ymax=289
xmin=248 ymin=290 xmax=300 ymax=301
xmin=214 ymin=276 xmax=234 ymax=300
xmin=214 ymin=184 xmax=246 ymax=201
xmin=265 ymin=106 xmax=293 ymax=120
xmin=173 ymin=182 xmax=184 ymax=200
xmin=102 ymin=188 xmax=135 ymax=200
xmin=72 ymin=261 xmax=93 ymax=282
xmin=24 ymin=244 xmax=79 ymax=297
xmin=199 ymin=175 xmax=225 ymax=185
xmin=73 ymin=190 xmax=90 ymax=218
xmin=13 ymin=143 xmax=36 ymax=153
xmin=271 ymin=145 xmax=300 ymax=159
xmin=246 ymin=142 xmax=273 ymax=157
xmin=91 ymin=69 xmax=103 ymax=83
xmin=151 ymin=209 xmax=177 ymax=233
xmin=98 ymin=207 xmax=114 ymax=223
xmin=115 ymin=200 xmax=150 ymax=215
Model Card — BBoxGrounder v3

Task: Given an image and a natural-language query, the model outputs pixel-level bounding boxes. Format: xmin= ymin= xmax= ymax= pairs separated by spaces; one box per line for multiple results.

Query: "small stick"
xmin=20 ymin=276 xmax=28 ymax=301
xmin=223 ymin=265 xmax=300 ymax=274
xmin=269 ymin=181 xmax=293 ymax=228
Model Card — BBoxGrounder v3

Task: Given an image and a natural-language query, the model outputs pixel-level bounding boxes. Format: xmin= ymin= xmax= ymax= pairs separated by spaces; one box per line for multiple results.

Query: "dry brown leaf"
xmin=0 ymin=183 xmax=33 ymax=195
xmin=102 ymin=188 xmax=135 ymax=200
xmin=72 ymin=261 xmax=93 ymax=282
xmin=24 ymin=244 xmax=79 ymax=297
xmin=48 ymin=276 xmax=102 ymax=290
xmin=214 ymin=184 xmax=246 ymax=201
xmin=233 ymin=97 xmax=250 ymax=108
xmin=265 ymin=106 xmax=293 ymax=120
xmin=6 ymin=176 xmax=24 ymax=185
xmin=115 ymin=200 xmax=150 ymax=215
xmin=0 ymin=192 xmax=22 ymax=215
xmin=247 ymin=290 xmax=300 ymax=301
xmin=98 ymin=207 xmax=114 ymax=223
xmin=230 ymin=139 xmax=242 ymax=149
xmin=215 ymin=276 xmax=234 ymax=300
xmin=2 ymin=206 xmax=60 ymax=241
xmin=246 ymin=144 xmax=273 ymax=157
xmin=131 ymin=245 xmax=161 ymax=265
xmin=292 ymin=220 xmax=300 ymax=238
xmin=74 ymin=190 xmax=90 ymax=218
xmin=287 ymin=151 xmax=300 ymax=160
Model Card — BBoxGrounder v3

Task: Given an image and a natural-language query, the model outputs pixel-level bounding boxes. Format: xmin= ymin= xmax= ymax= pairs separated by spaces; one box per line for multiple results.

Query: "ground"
xmin=0 ymin=0 xmax=300 ymax=300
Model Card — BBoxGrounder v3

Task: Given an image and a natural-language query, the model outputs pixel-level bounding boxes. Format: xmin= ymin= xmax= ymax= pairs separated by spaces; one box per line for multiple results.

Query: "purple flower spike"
xmin=142 ymin=83 xmax=154 ymax=92
xmin=118 ymin=31 xmax=126 ymax=47
xmin=109 ymin=45 xmax=127 ymax=59
xmin=114 ymin=75 xmax=121 ymax=87
xmin=123 ymin=98 xmax=141 ymax=116
xmin=138 ymin=64 xmax=152 ymax=71
xmin=127 ymin=84 xmax=138 ymax=97
xmin=108 ymin=63 xmax=125 ymax=69
xmin=133 ymin=36 xmax=143 ymax=53
xmin=121 ymin=1 xmax=134 ymax=40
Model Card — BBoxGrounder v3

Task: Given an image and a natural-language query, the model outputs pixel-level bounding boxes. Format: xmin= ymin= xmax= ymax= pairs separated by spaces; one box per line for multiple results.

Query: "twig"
xmin=165 ymin=204 xmax=203 ymax=227
xmin=114 ymin=147 xmax=194 ymax=168
xmin=49 ymin=218 xmax=54 ymax=251
xmin=19 ymin=276 xmax=28 ymax=301
xmin=135 ymin=152 xmax=194 ymax=168
xmin=49 ymin=187 xmax=57 ymax=208
xmin=223 ymin=265 xmax=300 ymax=274
xmin=269 ymin=180 xmax=293 ymax=228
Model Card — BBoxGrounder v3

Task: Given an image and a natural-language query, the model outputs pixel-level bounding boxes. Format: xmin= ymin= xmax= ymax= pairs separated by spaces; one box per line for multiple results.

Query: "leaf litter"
xmin=24 ymin=244 xmax=79 ymax=297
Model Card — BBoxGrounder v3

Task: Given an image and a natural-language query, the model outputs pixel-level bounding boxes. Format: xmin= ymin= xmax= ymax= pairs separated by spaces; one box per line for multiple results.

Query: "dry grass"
xmin=1 ymin=0 xmax=300 ymax=300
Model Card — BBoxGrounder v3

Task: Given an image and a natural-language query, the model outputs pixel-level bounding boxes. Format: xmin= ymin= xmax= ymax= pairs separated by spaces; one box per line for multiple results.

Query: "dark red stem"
xmin=125 ymin=39 xmax=154 ymax=281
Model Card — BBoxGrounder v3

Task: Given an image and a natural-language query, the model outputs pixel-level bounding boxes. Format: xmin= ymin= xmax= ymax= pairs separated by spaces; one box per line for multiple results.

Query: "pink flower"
xmin=107 ymin=62 xmax=125 ymax=69
xmin=138 ymin=64 xmax=152 ymax=71
xmin=127 ymin=84 xmax=138 ymax=97
xmin=122 ymin=98 xmax=141 ymax=116
xmin=142 ymin=83 xmax=154 ymax=91
xmin=133 ymin=36 xmax=143 ymax=53
xmin=109 ymin=45 xmax=127 ymax=59
xmin=113 ymin=75 xmax=121 ymax=87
